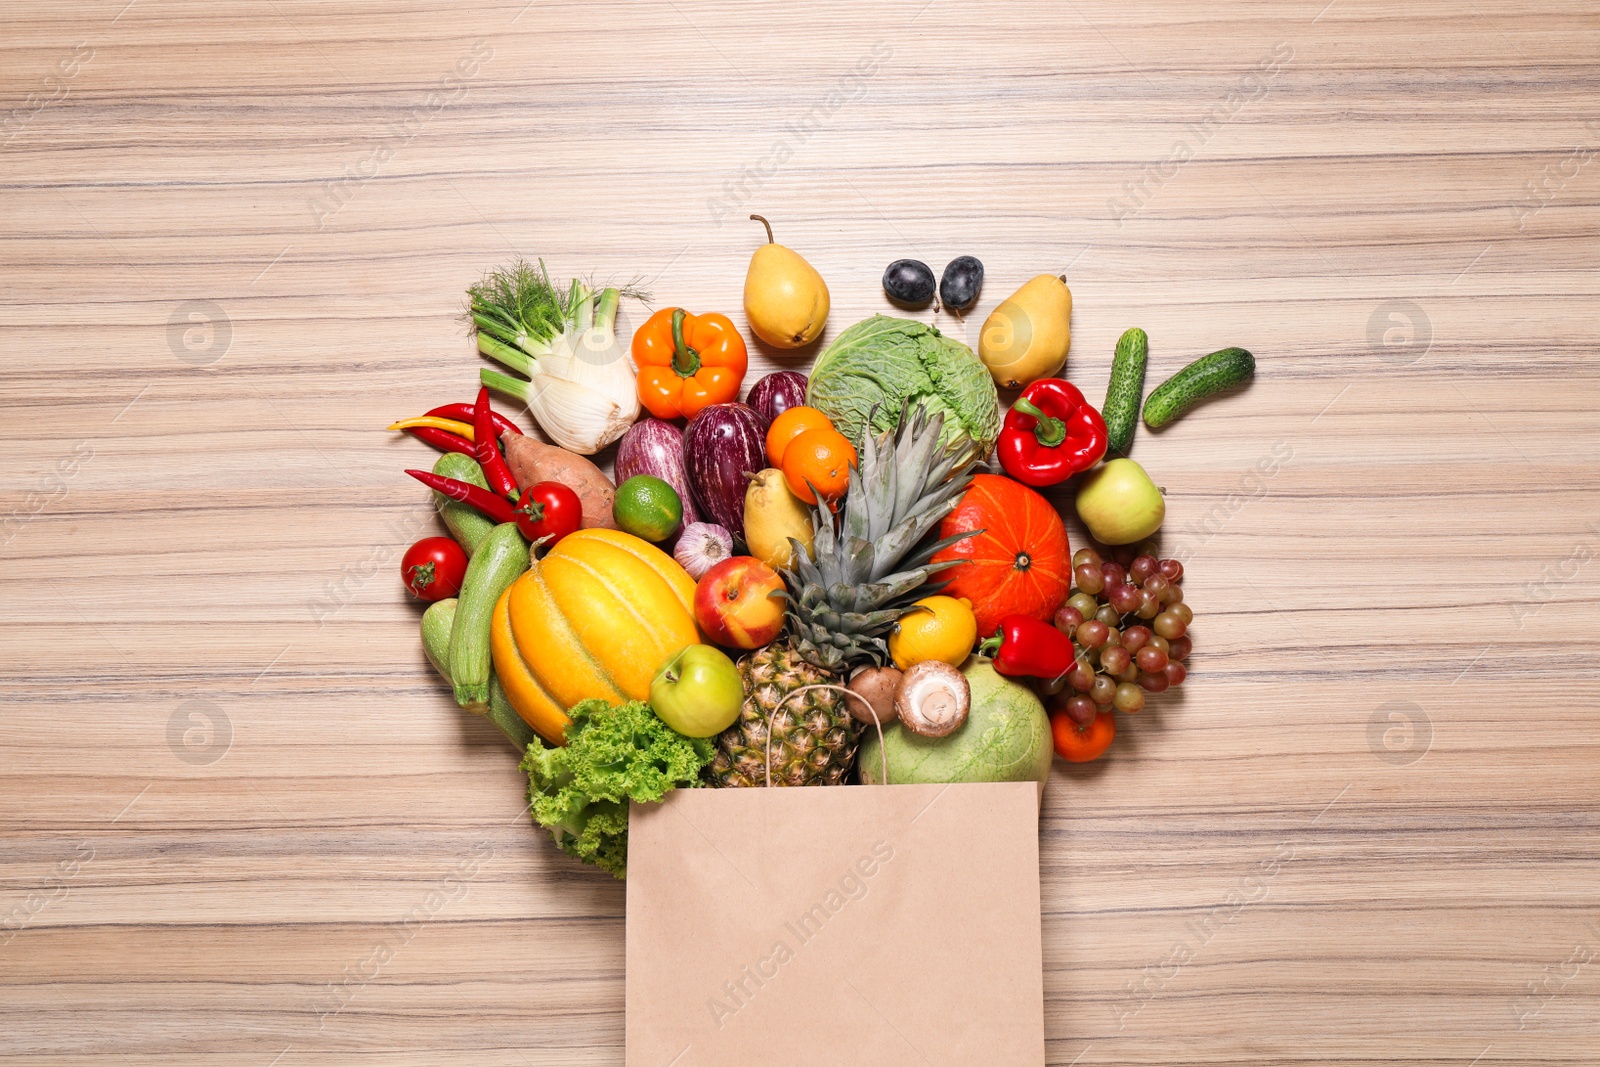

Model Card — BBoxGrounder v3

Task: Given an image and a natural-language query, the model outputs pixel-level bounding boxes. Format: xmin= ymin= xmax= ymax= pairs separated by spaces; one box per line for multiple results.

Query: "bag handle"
xmin=765 ymin=684 xmax=889 ymax=788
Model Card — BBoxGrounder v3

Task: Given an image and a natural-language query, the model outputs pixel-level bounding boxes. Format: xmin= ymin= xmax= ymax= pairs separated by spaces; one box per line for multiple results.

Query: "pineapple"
xmin=709 ymin=404 xmax=981 ymax=787
xmin=709 ymin=645 xmax=855 ymax=787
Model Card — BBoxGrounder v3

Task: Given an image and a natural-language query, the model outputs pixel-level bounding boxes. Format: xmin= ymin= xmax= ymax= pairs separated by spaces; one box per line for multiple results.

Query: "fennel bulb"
xmin=470 ymin=261 xmax=643 ymax=454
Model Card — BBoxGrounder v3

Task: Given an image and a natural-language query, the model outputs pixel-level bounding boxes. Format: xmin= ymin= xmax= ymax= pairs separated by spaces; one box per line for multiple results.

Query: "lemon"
xmin=889 ymin=596 xmax=978 ymax=670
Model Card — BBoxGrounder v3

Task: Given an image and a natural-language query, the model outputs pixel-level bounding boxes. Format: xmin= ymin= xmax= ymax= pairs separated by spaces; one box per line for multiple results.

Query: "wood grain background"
xmin=3 ymin=1 xmax=1597 ymax=1063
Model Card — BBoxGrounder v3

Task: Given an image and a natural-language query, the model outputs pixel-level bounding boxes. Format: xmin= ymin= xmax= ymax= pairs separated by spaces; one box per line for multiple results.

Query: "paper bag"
xmin=625 ymin=782 xmax=1045 ymax=1066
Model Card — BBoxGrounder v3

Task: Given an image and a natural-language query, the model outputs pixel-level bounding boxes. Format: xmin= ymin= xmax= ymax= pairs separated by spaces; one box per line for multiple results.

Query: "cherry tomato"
xmin=515 ymin=481 xmax=582 ymax=545
xmin=402 ymin=536 xmax=467 ymax=601
xmin=1050 ymin=709 xmax=1116 ymax=763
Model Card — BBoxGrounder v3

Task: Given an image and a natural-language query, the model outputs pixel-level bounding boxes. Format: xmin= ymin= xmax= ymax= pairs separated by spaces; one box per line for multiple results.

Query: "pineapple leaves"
xmin=779 ymin=399 xmax=987 ymax=673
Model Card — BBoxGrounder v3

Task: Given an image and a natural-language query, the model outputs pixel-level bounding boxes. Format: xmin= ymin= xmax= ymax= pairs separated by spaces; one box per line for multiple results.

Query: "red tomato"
xmin=516 ymin=481 xmax=583 ymax=545
xmin=1050 ymin=709 xmax=1115 ymax=763
xmin=402 ymin=536 xmax=467 ymax=601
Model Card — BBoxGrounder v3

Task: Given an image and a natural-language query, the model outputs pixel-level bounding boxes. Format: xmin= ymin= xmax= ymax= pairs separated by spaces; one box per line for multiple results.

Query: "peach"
xmin=694 ymin=556 xmax=786 ymax=649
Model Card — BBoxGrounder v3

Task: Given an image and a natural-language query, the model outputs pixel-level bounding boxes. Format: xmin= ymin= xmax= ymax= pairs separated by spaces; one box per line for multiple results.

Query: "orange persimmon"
xmin=781 ymin=427 xmax=856 ymax=505
xmin=765 ymin=405 xmax=835 ymax=468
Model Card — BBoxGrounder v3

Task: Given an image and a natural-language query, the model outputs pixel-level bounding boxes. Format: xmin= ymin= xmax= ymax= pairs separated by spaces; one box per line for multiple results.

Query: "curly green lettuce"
xmin=521 ymin=698 xmax=713 ymax=879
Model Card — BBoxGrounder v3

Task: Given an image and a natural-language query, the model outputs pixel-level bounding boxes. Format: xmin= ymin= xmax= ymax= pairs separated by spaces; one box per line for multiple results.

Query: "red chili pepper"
xmin=406 ymin=469 xmax=518 ymax=526
xmin=996 ymin=379 xmax=1108 ymax=488
xmin=426 ymin=402 xmax=523 ymax=440
xmin=981 ymin=614 xmax=1077 ymax=678
xmin=472 ymin=386 xmax=520 ymax=500
xmin=402 ymin=426 xmax=476 ymax=456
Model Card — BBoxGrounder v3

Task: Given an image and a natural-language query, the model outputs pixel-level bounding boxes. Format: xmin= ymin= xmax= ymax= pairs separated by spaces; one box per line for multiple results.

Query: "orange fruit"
xmin=765 ymin=406 xmax=834 ymax=468
xmin=781 ymin=427 xmax=857 ymax=505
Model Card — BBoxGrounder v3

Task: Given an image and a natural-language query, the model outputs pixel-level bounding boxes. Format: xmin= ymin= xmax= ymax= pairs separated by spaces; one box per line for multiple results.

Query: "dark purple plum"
xmin=939 ymin=256 xmax=984 ymax=311
xmin=882 ymin=259 xmax=936 ymax=308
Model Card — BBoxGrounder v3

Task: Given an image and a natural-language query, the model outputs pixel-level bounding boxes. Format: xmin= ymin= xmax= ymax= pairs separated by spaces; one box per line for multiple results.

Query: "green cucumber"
xmin=421 ymin=597 xmax=536 ymax=752
xmin=447 ymin=522 xmax=529 ymax=713
xmin=1142 ymin=347 xmax=1255 ymax=429
xmin=1102 ymin=327 xmax=1148 ymax=455
xmin=432 ymin=452 xmax=495 ymax=557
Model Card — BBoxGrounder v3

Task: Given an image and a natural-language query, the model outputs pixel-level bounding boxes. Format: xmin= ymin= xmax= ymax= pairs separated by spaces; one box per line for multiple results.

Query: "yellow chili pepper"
xmin=387 ymin=416 xmax=475 ymax=441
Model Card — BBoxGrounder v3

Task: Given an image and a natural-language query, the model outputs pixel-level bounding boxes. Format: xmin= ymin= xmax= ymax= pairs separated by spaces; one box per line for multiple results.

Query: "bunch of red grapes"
xmin=1044 ymin=545 xmax=1192 ymax=725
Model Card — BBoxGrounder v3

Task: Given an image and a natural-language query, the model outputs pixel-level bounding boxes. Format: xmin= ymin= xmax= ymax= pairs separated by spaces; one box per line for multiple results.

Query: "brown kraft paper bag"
xmin=625 ymin=781 xmax=1046 ymax=1066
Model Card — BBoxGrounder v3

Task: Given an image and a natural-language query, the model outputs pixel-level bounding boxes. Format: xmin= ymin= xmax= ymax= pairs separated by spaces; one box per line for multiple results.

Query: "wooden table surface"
xmin=4 ymin=1 xmax=1597 ymax=1063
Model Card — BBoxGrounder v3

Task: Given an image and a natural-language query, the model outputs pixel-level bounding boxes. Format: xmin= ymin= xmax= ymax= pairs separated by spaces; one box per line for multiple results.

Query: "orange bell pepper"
xmin=632 ymin=307 xmax=748 ymax=420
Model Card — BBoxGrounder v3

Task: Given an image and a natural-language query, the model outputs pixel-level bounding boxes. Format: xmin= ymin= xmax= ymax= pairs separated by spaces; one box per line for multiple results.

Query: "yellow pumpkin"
xmin=490 ymin=528 xmax=700 ymax=744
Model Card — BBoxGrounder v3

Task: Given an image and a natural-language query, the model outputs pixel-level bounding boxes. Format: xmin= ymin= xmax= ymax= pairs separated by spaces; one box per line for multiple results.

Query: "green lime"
xmin=613 ymin=475 xmax=683 ymax=542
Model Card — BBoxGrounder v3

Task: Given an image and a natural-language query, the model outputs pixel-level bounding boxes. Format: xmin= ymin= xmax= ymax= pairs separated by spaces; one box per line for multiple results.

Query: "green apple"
xmin=1075 ymin=458 xmax=1165 ymax=545
xmin=650 ymin=644 xmax=745 ymax=737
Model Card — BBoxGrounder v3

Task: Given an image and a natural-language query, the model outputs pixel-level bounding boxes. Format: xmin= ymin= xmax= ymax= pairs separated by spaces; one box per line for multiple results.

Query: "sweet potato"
xmin=501 ymin=432 xmax=617 ymax=530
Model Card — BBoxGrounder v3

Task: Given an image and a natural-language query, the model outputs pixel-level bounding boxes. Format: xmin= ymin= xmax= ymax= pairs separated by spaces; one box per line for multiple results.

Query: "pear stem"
xmin=750 ymin=214 xmax=775 ymax=243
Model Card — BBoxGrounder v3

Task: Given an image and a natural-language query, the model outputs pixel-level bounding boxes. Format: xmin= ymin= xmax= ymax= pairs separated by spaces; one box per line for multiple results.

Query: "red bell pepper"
xmin=996 ymin=379 xmax=1108 ymax=487
xmin=981 ymin=614 xmax=1077 ymax=678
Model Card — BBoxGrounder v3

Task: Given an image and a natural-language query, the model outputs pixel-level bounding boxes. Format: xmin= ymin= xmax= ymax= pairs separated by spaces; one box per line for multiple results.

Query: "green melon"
xmin=858 ymin=658 xmax=1053 ymax=786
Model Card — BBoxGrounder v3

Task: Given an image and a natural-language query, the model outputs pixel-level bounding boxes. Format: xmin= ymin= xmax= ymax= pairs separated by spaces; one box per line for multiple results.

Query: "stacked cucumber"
xmin=1142 ymin=347 xmax=1255 ymax=429
xmin=1102 ymin=328 xmax=1148 ymax=455
xmin=1100 ymin=330 xmax=1255 ymax=454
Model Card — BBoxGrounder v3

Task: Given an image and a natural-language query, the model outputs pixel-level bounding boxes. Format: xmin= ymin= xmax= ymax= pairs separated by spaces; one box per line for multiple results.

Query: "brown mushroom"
xmin=893 ymin=661 xmax=970 ymax=738
xmin=847 ymin=666 xmax=902 ymax=728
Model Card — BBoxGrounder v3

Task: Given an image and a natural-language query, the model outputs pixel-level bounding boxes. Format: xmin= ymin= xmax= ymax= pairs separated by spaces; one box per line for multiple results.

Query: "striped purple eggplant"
xmin=682 ymin=402 xmax=766 ymax=536
xmin=616 ymin=417 xmax=700 ymax=528
xmin=745 ymin=370 xmax=808 ymax=427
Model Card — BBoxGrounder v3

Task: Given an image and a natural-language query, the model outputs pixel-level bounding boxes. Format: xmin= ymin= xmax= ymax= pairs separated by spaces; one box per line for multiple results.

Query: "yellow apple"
xmin=1075 ymin=458 xmax=1164 ymax=545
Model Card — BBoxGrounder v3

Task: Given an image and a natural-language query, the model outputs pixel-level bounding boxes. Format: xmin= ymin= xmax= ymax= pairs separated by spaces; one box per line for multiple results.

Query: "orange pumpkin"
xmin=931 ymin=474 xmax=1071 ymax=637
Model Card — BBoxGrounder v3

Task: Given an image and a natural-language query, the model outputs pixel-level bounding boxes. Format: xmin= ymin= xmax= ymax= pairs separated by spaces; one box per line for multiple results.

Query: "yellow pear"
xmin=978 ymin=274 xmax=1072 ymax=388
xmin=743 ymin=468 xmax=814 ymax=568
xmin=743 ymin=215 xmax=830 ymax=349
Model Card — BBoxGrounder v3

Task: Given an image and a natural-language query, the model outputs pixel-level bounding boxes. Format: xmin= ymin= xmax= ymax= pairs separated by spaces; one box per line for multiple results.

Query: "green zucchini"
xmin=1143 ymin=347 xmax=1255 ymax=429
xmin=487 ymin=678 xmax=538 ymax=751
xmin=421 ymin=597 xmax=536 ymax=751
xmin=1102 ymin=327 xmax=1148 ymax=455
xmin=432 ymin=452 xmax=495 ymax=557
xmin=421 ymin=597 xmax=458 ymax=680
xmin=447 ymin=522 xmax=529 ymax=713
